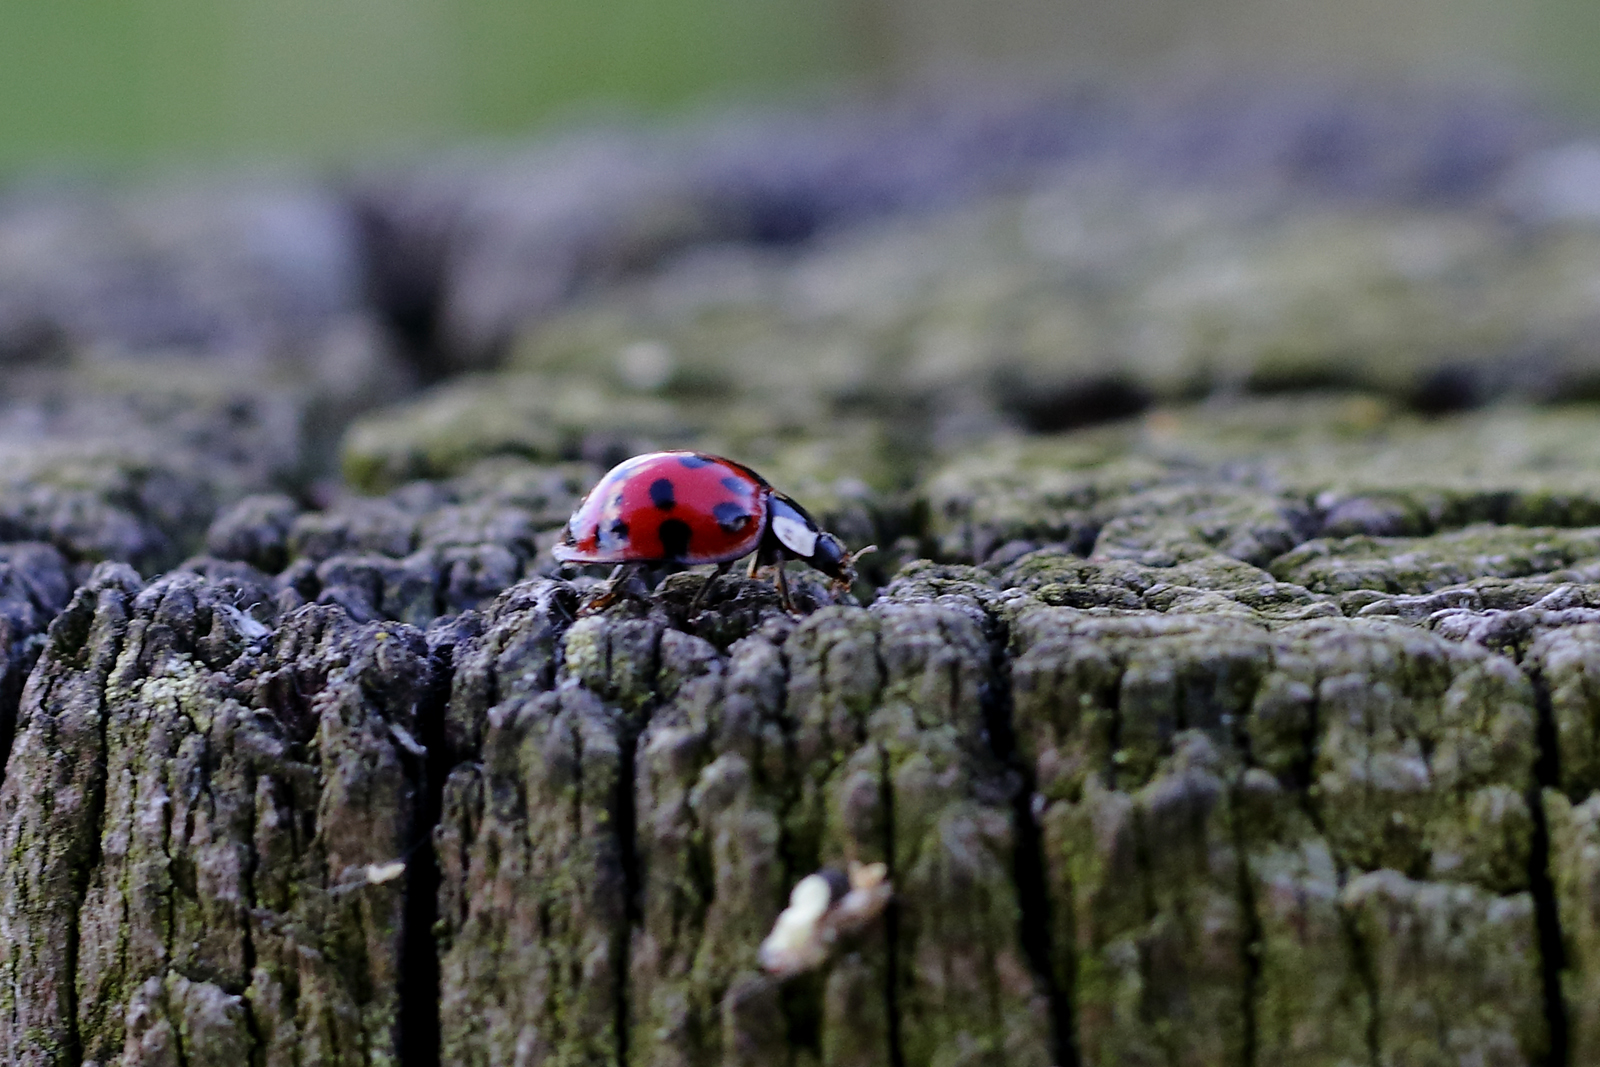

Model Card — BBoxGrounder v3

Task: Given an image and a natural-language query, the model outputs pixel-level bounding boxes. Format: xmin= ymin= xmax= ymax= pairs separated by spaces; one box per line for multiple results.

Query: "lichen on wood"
xmin=0 ymin=564 xmax=434 ymax=1066
xmin=8 ymin=82 xmax=1600 ymax=1067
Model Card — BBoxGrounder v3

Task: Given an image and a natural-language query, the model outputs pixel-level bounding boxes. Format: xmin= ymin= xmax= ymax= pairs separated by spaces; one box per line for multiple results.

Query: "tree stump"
xmin=0 ymin=82 xmax=1597 ymax=1066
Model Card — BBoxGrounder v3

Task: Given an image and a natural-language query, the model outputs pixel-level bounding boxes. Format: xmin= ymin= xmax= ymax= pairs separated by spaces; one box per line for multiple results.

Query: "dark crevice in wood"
xmin=879 ymin=741 xmax=907 ymax=1067
xmin=1526 ymin=666 xmax=1571 ymax=1067
xmin=1228 ymin=702 xmax=1263 ymax=1067
xmin=397 ymin=645 xmax=451 ymax=1067
xmin=615 ymin=719 xmax=641 ymax=1067
xmin=982 ymin=614 xmax=1079 ymax=1067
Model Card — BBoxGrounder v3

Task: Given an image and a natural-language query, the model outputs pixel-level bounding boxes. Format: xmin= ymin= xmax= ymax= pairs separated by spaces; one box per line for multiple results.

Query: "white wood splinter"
xmin=757 ymin=861 xmax=892 ymax=977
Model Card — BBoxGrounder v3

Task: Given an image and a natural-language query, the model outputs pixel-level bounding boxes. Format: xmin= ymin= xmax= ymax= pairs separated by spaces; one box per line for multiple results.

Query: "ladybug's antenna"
xmin=835 ymin=544 xmax=877 ymax=593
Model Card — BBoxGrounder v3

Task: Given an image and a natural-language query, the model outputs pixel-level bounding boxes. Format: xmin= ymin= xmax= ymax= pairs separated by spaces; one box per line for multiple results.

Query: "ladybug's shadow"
xmin=572 ymin=564 xmax=853 ymax=649
xmin=681 ymin=569 xmax=850 ymax=647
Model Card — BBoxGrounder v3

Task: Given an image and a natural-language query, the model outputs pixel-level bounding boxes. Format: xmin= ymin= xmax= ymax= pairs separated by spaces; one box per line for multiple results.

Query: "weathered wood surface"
xmin=2 ymin=83 xmax=1600 ymax=1066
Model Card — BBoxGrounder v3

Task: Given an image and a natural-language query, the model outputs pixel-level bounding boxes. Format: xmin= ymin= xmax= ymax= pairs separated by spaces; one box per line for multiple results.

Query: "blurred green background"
xmin=0 ymin=0 xmax=1596 ymax=170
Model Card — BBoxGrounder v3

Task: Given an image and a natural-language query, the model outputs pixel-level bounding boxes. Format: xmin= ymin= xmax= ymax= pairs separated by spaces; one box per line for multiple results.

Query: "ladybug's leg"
xmin=748 ymin=535 xmax=781 ymax=578
xmin=580 ymin=562 xmax=640 ymax=616
xmin=773 ymin=560 xmax=797 ymax=615
xmin=689 ymin=561 xmax=734 ymax=612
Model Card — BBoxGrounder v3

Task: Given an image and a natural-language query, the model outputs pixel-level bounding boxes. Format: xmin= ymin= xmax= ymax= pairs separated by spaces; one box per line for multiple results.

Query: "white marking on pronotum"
xmin=772 ymin=514 xmax=818 ymax=558
xmin=758 ymin=861 xmax=892 ymax=977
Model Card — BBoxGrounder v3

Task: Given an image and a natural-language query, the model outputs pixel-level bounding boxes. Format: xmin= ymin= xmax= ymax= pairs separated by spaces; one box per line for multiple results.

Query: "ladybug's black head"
xmin=807 ymin=531 xmax=853 ymax=582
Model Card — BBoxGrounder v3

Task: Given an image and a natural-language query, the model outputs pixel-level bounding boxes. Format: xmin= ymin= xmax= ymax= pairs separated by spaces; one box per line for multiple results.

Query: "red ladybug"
xmin=553 ymin=451 xmax=869 ymax=612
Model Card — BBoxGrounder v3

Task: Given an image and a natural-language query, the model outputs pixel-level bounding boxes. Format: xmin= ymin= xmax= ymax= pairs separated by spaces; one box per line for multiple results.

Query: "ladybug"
xmin=553 ymin=451 xmax=870 ymax=612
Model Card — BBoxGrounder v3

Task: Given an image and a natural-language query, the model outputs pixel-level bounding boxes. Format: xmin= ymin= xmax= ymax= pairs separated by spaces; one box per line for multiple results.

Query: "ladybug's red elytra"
xmin=553 ymin=451 xmax=870 ymax=612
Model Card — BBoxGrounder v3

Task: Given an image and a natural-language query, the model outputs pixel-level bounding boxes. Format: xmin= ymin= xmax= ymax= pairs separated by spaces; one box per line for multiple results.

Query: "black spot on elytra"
xmin=677 ymin=454 xmax=713 ymax=468
xmin=649 ymin=478 xmax=676 ymax=510
xmin=658 ymin=518 xmax=692 ymax=559
xmin=712 ymin=501 xmax=751 ymax=534
xmin=722 ymin=476 xmax=749 ymax=493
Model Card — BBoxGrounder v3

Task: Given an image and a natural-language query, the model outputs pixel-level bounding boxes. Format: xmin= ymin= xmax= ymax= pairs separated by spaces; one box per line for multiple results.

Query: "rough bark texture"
xmin=8 ymin=527 xmax=1600 ymax=1065
xmin=0 ymin=564 xmax=434 ymax=1066
xmin=7 ymin=81 xmax=1600 ymax=1066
